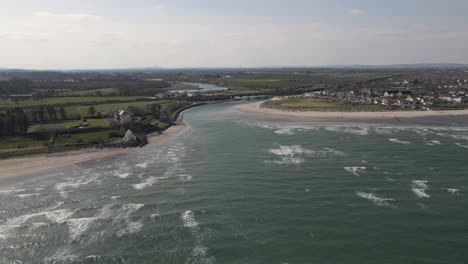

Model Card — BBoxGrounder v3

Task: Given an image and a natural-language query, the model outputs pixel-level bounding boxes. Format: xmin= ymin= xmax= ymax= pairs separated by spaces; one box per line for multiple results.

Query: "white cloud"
xmin=348 ymin=8 xmax=364 ymax=16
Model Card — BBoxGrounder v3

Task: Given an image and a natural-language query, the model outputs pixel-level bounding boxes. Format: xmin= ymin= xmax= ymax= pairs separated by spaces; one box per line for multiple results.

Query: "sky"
xmin=0 ymin=0 xmax=467 ymax=69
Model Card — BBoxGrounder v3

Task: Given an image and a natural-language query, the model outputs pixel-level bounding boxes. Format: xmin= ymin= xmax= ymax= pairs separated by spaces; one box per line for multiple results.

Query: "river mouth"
xmin=0 ymin=102 xmax=467 ymax=264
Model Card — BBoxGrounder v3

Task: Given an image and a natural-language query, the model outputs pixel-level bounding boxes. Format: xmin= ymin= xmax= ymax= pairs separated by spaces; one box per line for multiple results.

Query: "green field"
xmin=61 ymin=100 xmax=178 ymax=116
xmin=61 ymin=118 xmax=110 ymax=129
xmin=0 ymin=96 xmax=151 ymax=108
xmin=55 ymin=88 xmax=116 ymax=97
xmin=54 ymin=130 xmax=119 ymax=146
xmin=0 ymin=137 xmax=48 ymax=157
xmin=262 ymin=98 xmax=393 ymax=112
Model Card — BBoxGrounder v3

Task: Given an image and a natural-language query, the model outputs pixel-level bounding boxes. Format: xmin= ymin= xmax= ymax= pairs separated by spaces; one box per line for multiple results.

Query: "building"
xmin=114 ymin=110 xmax=132 ymax=125
xmin=123 ymin=129 xmax=137 ymax=141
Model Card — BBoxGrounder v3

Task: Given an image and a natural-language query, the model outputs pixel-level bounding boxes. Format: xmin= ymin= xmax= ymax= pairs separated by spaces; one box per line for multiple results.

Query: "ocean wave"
xmin=411 ymin=180 xmax=430 ymax=198
xmin=113 ymin=204 xmax=144 ymax=223
xmin=135 ymin=162 xmax=149 ymax=169
xmin=412 ymin=188 xmax=430 ymax=198
xmin=66 ymin=217 xmax=97 ymax=240
xmin=132 ymin=176 xmax=158 ymax=190
xmin=267 ymin=145 xmax=343 ymax=165
xmin=0 ymin=209 xmax=75 ymax=239
xmin=388 ymin=138 xmax=411 ymax=144
xmin=274 ymin=128 xmax=295 ymax=135
xmin=264 ymin=157 xmax=305 ymax=165
xmin=181 ymin=210 xmax=199 ymax=228
xmin=446 ymin=188 xmax=460 ymax=195
xmin=425 ymin=140 xmax=441 ymax=146
xmin=44 ymin=247 xmax=78 ymax=264
xmin=269 ymin=145 xmax=344 ymax=157
xmin=116 ymin=172 xmax=130 ymax=179
xmin=179 ymin=174 xmax=193 ymax=182
xmin=344 ymin=167 xmax=366 ymax=176
xmin=412 ymin=180 xmax=429 ymax=189
xmin=324 ymin=126 xmax=369 ymax=136
xmin=355 ymin=191 xmax=396 ymax=208
xmin=455 ymin=143 xmax=468 ymax=149
xmin=13 ymin=193 xmax=41 ymax=198
xmin=117 ymin=221 xmax=144 ymax=237
xmin=417 ymin=203 xmax=429 ymax=210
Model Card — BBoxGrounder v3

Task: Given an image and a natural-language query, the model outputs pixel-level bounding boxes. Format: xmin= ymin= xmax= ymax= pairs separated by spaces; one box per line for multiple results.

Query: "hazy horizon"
xmin=1 ymin=0 xmax=468 ymax=69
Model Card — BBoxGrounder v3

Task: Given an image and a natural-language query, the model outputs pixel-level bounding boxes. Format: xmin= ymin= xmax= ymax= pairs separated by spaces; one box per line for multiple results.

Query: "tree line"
xmin=0 ymin=107 xmax=29 ymax=136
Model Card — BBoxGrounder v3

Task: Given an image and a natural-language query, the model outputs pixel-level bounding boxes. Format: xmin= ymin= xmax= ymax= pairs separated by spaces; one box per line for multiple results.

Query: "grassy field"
xmin=61 ymin=118 xmax=109 ymax=129
xmin=55 ymin=88 xmax=115 ymax=97
xmin=54 ymin=130 xmax=118 ymax=146
xmin=0 ymin=137 xmax=48 ymax=157
xmin=0 ymin=96 xmax=151 ymax=108
xmin=262 ymin=98 xmax=394 ymax=112
xmin=61 ymin=100 xmax=178 ymax=116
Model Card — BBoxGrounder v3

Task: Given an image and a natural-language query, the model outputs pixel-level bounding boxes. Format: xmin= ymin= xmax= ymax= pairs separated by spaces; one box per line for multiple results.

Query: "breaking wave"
xmin=355 ymin=191 xmax=396 ymax=209
xmin=344 ymin=167 xmax=366 ymax=176
xmin=389 ymin=138 xmax=411 ymax=144
xmin=411 ymin=180 xmax=430 ymax=198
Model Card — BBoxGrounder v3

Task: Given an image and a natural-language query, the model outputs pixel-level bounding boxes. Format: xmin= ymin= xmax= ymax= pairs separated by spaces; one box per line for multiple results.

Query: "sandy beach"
xmin=235 ymin=102 xmax=468 ymax=119
xmin=0 ymin=123 xmax=187 ymax=179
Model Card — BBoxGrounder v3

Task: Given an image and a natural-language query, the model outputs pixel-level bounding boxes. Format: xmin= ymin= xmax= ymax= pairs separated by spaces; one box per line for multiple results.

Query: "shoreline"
xmin=235 ymin=101 xmax=468 ymax=119
xmin=0 ymin=121 xmax=188 ymax=180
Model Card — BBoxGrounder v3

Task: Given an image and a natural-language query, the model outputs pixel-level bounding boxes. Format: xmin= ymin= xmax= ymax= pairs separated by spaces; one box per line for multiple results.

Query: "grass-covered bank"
xmin=262 ymin=98 xmax=395 ymax=112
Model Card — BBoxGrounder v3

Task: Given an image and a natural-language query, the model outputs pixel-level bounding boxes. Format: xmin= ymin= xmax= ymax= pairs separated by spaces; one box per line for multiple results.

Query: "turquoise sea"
xmin=0 ymin=102 xmax=467 ymax=263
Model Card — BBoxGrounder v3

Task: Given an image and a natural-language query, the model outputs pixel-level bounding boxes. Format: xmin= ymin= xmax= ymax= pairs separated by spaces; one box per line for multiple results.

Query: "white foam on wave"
xmin=324 ymin=126 xmax=369 ymax=136
xmin=13 ymin=193 xmax=40 ymax=198
xmin=274 ymin=128 xmax=295 ymax=135
xmin=344 ymin=167 xmax=366 ymax=176
xmin=116 ymin=172 xmax=130 ymax=179
xmin=117 ymin=221 xmax=144 ymax=237
xmin=135 ymin=162 xmax=148 ymax=169
xmin=389 ymin=138 xmax=411 ymax=144
xmin=113 ymin=204 xmax=144 ymax=222
xmin=66 ymin=217 xmax=97 ymax=240
xmin=55 ymin=176 xmax=96 ymax=191
xmin=44 ymin=247 xmax=78 ymax=264
xmin=269 ymin=145 xmax=312 ymax=156
xmin=447 ymin=188 xmax=460 ymax=195
xmin=269 ymin=145 xmax=345 ymax=157
xmin=412 ymin=180 xmax=428 ymax=189
xmin=179 ymin=174 xmax=193 ymax=182
xmin=355 ymin=192 xmax=396 ymax=208
xmin=0 ymin=189 xmax=26 ymax=195
xmin=265 ymin=157 xmax=305 ymax=165
xmin=412 ymin=188 xmax=430 ymax=198
xmin=180 ymin=210 xmax=215 ymax=263
xmin=0 ymin=209 xmax=75 ymax=239
xmin=411 ymin=180 xmax=430 ymax=198
xmin=181 ymin=210 xmax=199 ymax=228
xmin=426 ymin=140 xmax=441 ymax=146
xmin=132 ymin=176 xmax=158 ymax=190
xmin=266 ymin=145 xmax=344 ymax=165
xmin=150 ymin=213 xmax=160 ymax=221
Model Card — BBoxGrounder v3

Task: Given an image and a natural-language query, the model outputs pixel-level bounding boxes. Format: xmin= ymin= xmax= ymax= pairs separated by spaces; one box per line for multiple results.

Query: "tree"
xmin=151 ymin=103 xmax=161 ymax=119
xmin=87 ymin=106 xmax=96 ymax=117
xmin=46 ymin=105 xmax=56 ymax=120
xmin=38 ymin=106 xmax=46 ymax=123
xmin=59 ymin=106 xmax=67 ymax=120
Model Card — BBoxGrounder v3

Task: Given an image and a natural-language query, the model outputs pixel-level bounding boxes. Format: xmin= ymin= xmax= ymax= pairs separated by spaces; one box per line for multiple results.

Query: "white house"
xmin=123 ymin=129 xmax=137 ymax=141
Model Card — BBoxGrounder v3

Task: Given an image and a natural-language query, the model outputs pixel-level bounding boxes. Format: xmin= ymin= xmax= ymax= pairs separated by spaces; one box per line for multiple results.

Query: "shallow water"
xmin=0 ymin=102 xmax=467 ymax=263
